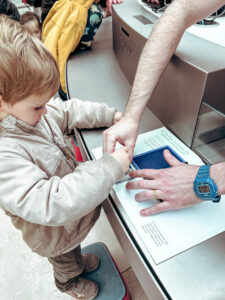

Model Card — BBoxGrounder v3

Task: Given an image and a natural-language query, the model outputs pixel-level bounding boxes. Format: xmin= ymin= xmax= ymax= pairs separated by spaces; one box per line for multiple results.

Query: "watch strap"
xmin=196 ymin=164 xmax=211 ymax=178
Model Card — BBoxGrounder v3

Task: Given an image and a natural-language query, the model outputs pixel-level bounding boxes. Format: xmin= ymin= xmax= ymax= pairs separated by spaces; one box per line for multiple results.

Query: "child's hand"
xmin=111 ymin=147 xmax=130 ymax=174
xmin=113 ymin=112 xmax=123 ymax=124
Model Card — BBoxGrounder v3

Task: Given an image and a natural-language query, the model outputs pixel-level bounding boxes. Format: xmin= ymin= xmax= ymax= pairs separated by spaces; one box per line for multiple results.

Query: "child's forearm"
xmin=47 ymin=97 xmax=116 ymax=133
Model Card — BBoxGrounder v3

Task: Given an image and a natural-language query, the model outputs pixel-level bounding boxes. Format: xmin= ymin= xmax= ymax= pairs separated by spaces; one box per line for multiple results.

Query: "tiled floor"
xmin=0 ymin=208 xmax=148 ymax=300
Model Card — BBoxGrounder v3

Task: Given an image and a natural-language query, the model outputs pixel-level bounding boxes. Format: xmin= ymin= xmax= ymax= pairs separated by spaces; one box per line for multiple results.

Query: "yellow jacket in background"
xmin=42 ymin=0 xmax=94 ymax=93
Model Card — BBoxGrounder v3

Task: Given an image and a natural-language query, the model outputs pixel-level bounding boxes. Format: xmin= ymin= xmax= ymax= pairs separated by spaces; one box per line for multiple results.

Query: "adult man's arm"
xmin=103 ymin=0 xmax=225 ymax=156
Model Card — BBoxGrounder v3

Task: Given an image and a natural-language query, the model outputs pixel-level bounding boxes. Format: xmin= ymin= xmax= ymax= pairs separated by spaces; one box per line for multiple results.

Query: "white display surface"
xmin=92 ymin=127 xmax=225 ymax=264
xmin=138 ymin=0 xmax=225 ymax=47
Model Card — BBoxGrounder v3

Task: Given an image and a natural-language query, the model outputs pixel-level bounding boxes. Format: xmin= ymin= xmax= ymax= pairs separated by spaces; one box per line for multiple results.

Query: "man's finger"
xmin=127 ymin=143 xmax=135 ymax=160
xmin=129 ymin=168 xmax=158 ymax=179
xmin=102 ymin=129 xmax=116 ymax=153
xmin=107 ymin=0 xmax=112 ymax=10
xmin=126 ymin=178 xmax=160 ymax=191
xmin=163 ymin=149 xmax=183 ymax=167
xmin=140 ymin=201 xmax=171 ymax=216
xmin=134 ymin=189 xmax=163 ymax=202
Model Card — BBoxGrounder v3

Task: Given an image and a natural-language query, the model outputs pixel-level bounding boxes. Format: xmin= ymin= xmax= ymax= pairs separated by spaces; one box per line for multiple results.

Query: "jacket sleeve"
xmin=0 ymin=144 xmax=123 ymax=226
xmin=46 ymin=97 xmax=116 ymax=135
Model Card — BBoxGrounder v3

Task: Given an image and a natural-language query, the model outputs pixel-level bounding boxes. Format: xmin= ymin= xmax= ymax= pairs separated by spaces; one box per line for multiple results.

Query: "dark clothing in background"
xmin=41 ymin=0 xmax=106 ymax=23
xmin=80 ymin=3 xmax=103 ymax=45
xmin=41 ymin=0 xmax=57 ymax=23
xmin=0 ymin=0 xmax=20 ymax=21
xmin=41 ymin=0 xmax=57 ymax=14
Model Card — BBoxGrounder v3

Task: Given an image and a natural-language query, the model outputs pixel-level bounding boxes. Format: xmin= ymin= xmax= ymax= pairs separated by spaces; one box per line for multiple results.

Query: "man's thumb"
xmin=163 ymin=149 xmax=183 ymax=167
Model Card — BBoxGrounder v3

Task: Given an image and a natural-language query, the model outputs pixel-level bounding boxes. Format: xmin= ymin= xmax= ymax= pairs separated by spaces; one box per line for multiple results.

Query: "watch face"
xmin=198 ymin=184 xmax=211 ymax=194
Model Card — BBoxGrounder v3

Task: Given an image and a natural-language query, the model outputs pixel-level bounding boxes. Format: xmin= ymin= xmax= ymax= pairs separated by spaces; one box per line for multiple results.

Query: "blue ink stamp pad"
xmin=132 ymin=145 xmax=185 ymax=170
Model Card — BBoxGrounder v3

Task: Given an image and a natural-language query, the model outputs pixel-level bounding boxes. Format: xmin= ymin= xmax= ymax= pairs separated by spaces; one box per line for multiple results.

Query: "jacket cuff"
xmin=99 ymin=104 xmax=117 ymax=127
xmin=98 ymin=153 xmax=124 ymax=184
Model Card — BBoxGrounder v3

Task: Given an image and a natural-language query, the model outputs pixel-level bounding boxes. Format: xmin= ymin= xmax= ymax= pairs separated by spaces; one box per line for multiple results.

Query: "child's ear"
xmin=0 ymin=95 xmax=10 ymax=120
xmin=0 ymin=95 xmax=6 ymax=111
xmin=0 ymin=95 xmax=3 ymax=108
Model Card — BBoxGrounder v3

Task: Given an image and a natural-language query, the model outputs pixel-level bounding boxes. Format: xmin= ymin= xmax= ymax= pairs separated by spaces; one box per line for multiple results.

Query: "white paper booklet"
xmin=92 ymin=127 xmax=225 ymax=264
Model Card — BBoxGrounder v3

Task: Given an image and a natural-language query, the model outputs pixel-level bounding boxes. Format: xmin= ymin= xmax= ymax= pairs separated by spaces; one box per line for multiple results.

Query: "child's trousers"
xmin=48 ymin=245 xmax=83 ymax=292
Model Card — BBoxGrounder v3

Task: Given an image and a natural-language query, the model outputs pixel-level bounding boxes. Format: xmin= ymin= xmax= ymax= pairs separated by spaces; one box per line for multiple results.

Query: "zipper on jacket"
xmin=61 ymin=148 xmax=71 ymax=160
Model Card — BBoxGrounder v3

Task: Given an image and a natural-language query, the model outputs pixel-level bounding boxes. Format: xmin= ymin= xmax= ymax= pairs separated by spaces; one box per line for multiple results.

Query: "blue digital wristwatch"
xmin=193 ymin=165 xmax=221 ymax=202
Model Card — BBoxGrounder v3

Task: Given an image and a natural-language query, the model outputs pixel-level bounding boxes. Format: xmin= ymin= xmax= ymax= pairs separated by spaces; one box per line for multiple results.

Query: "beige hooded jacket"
xmin=0 ymin=97 xmax=124 ymax=258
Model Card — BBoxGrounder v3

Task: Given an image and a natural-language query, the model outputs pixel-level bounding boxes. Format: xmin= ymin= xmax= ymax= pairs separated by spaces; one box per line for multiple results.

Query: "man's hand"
xmin=106 ymin=0 xmax=123 ymax=11
xmin=126 ymin=149 xmax=202 ymax=216
xmin=104 ymin=0 xmax=123 ymax=17
xmin=103 ymin=117 xmax=139 ymax=158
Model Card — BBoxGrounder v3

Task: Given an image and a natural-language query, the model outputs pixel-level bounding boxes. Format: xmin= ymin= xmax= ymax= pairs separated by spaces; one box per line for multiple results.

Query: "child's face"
xmin=24 ymin=20 xmax=41 ymax=40
xmin=1 ymin=92 xmax=52 ymax=126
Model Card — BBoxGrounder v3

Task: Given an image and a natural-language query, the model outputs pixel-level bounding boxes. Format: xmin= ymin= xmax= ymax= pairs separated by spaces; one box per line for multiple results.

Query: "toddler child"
xmin=0 ymin=15 xmax=129 ymax=300
xmin=20 ymin=11 xmax=42 ymax=39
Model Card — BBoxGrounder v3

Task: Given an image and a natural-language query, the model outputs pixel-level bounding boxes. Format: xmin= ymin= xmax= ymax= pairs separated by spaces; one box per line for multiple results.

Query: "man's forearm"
xmin=125 ymin=0 xmax=225 ymax=122
xmin=211 ymin=162 xmax=225 ymax=195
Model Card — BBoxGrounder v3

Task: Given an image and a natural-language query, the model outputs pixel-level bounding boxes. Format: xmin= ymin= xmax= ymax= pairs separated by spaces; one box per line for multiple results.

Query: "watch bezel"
xmin=197 ymin=183 xmax=212 ymax=195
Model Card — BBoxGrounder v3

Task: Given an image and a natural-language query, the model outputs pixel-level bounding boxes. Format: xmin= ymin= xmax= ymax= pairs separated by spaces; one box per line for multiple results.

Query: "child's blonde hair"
xmin=0 ymin=15 xmax=60 ymax=103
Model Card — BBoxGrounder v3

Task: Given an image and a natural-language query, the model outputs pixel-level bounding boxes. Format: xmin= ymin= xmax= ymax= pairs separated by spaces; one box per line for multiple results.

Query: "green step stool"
xmin=81 ymin=242 xmax=130 ymax=300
